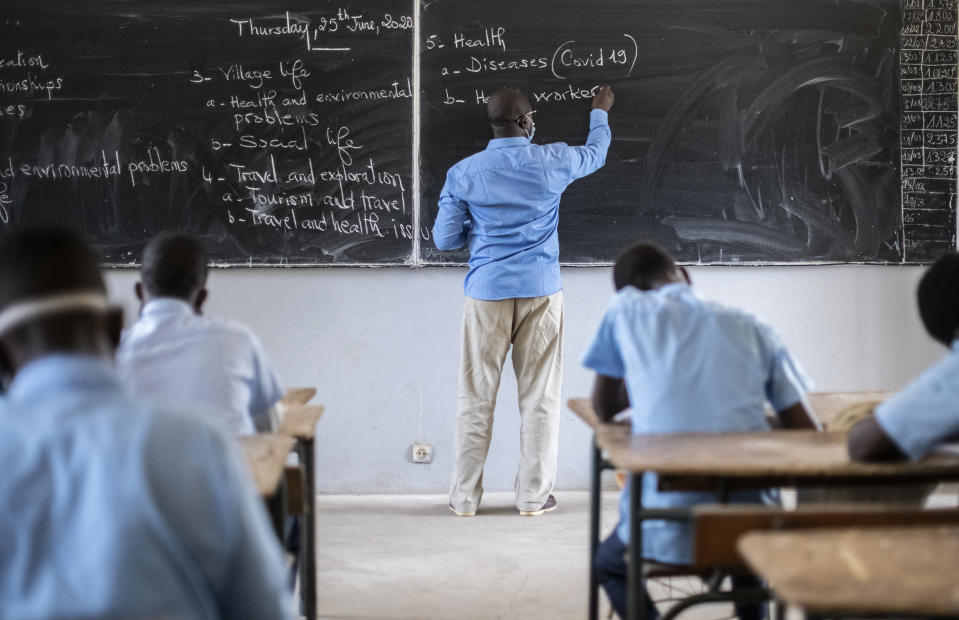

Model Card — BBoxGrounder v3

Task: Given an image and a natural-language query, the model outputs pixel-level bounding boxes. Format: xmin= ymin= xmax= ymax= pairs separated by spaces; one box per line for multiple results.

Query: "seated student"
xmin=583 ymin=242 xmax=818 ymax=620
xmin=117 ymin=232 xmax=284 ymax=435
xmin=0 ymin=226 xmax=290 ymax=618
xmin=848 ymin=253 xmax=959 ymax=462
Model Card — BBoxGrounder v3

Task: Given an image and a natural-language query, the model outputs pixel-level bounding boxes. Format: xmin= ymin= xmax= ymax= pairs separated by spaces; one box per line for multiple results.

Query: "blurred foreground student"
xmin=849 ymin=253 xmax=959 ymax=462
xmin=582 ymin=242 xmax=817 ymax=620
xmin=117 ymin=232 xmax=284 ymax=435
xmin=0 ymin=226 xmax=290 ymax=619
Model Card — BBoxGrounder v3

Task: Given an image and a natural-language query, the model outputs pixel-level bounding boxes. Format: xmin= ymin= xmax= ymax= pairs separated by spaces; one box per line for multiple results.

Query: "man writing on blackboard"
xmin=434 ymin=85 xmax=614 ymax=516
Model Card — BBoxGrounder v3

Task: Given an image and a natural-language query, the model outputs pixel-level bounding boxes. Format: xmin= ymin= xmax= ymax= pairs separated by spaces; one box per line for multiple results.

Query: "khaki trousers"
xmin=449 ymin=291 xmax=563 ymax=513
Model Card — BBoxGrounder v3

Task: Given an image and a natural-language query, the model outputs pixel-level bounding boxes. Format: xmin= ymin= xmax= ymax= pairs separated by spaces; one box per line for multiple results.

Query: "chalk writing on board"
xmin=420 ymin=0 xmax=956 ymax=265
xmin=2 ymin=1 xmax=958 ymax=266
xmin=0 ymin=2 xmax=417 ymax=265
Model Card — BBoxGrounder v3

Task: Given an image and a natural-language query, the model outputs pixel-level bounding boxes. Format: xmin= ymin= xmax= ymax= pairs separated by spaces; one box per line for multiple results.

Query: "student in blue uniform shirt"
xmin=117 ymin=232 xmax=285 ymax=436
xmin=117 ymin=231 xmax=302 ymax=586
xmin=849 ymin=253 xmax=959 ymax=461
xmin=0 ymin=226 xmax=290 ymax=619
xmin=582 ymin=242 xmax=818 ymax=620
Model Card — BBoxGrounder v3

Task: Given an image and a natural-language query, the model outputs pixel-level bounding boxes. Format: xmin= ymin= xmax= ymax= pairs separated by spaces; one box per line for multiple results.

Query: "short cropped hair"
xmin=612 ymin=242 xmax=679 ymax=291
xmin=140 ymin=232 xmax=209 ymax=300
xmin=917 ymin=253 xmax=959 ymax=346
xmin=0 ymin=226 xmax=104 ymax=311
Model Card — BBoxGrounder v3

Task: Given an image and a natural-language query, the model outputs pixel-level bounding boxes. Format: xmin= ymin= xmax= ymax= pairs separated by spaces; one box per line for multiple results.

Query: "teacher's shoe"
xmin=519 ymin=495 xmax=557 ymax=516
xmin=449 ymin=503 xmax=476 ymax=517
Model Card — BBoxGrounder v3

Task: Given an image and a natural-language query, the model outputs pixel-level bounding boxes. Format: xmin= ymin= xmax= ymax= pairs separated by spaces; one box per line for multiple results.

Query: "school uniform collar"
xmin=626 ymin=282 xmax=693 ymax=298
xmin=6 ymin=353 xmax=119 ymax=409
xmin=141 ymin=297 xmax=196 ymax=318
xmin=657 ymin=282 xmax=692 ymax=295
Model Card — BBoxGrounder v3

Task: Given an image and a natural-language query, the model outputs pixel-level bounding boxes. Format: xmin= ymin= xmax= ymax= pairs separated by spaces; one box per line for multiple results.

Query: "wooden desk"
xmin=239 ymin=434 xmax=296 ymax=497
xmin=739 ymin=525 xmax=959 ymax=617
xmin=281 ymin=387 xmax=317 ymax=407
xmin=277 ymin=404 xmax=325 ymax=620
xmin=279 ymin=404 xmax=325 ymax=438
xmin=239 ymin=435 xmax=296 ymax=538
xmin=589 ymin=422 xmax=959 ymax=620
xmin=806 ymin=391 xmax=892 ymax=426
xmin=596 ymin=428 xmax=959 ymax=483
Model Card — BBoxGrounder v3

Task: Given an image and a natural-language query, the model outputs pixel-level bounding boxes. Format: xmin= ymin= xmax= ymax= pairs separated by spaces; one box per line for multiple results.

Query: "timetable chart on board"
xmin=900 ymin=0 xmax=959 ymax=262
xmin=0 ymin=2 xmax=415 ymax=265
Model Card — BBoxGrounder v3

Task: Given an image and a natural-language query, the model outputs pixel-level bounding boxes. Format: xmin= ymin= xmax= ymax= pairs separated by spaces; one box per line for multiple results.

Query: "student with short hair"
xmin=0 ymin=226 xmax=290 ymax=619
xmin=848 ymin=253 xmax=959 ymax=462
xmin=117 ymin=232 xmax=284 ymax=435
xmin=583 ymin=242 xmax=818 ymax=620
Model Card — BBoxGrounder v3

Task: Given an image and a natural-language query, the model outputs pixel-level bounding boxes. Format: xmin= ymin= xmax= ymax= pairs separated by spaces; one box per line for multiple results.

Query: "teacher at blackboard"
xmin=434 ymin=85 xmax=614 ymax=517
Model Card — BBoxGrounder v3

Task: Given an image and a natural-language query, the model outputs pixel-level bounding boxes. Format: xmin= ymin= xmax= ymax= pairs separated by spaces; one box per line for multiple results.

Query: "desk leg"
xmin=589 ymin=439 xmax=602 ymax=620
xmin=298 ymin=438 xmax=318 ymax=620
xmin=716 ymin=478 xmax=730 ymax=504
xmin=268 ymin=480 xmax=286 ymax=541
xmin=628 ymin=478 xmax=644 ymax=620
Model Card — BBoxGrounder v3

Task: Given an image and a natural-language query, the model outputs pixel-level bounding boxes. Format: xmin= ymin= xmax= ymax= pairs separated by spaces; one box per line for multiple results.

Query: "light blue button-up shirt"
xmin=875 ymin=339 xmax=959 ymax=460
xmin=433 ymin=109 xmax=611 ymax=300
xmin=117 ymin=298 xmax=284 ymax=436
xmin=582 ymin=284 xmax=810 ymax=564
xmin=0 ymin=354 xmax=290 ymax=619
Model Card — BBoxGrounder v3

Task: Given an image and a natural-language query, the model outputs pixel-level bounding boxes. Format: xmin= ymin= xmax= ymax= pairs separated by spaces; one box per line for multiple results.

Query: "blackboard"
xmin=1 ymin=1 xmax=957 ymax=266
xmin=0 ymin=1 xmax=414 ymax=265
xmin=419 ymin=0 xmax=957 ymax=265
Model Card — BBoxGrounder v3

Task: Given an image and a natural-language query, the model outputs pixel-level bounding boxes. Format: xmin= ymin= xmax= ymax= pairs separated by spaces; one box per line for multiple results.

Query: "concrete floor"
xmin=315 ymin=491 xmax=728 ymax=620
xmin=314 ymin=486 xmax=959 ymax=619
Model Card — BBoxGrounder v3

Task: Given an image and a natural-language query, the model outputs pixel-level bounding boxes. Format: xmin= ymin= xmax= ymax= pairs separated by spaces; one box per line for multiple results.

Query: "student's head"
xmin=488 ymin=88 xmax=534 ymax=140
xmin=917 ymin=253 xmax=959 ymax=346
xmin=612 ymin=242 xmax=690 ymax=291
xmin=137 ymin=232 xmax=209 ymax=312
xmin=0 ymin=225 xmax=122 ymax=379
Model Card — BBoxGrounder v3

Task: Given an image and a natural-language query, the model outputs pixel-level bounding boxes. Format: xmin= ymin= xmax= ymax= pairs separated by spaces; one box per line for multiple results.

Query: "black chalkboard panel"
xmin=419 ymin=0 xmax=954 ymax=265
xmin=0 ymin=1 xmax=414 ymax=265
xmin=1 ymin=1 xmax=956 ymax=267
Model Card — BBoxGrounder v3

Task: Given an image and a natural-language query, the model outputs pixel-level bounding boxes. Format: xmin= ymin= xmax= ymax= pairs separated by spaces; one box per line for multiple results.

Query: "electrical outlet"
xmin=410 ymin=442 xmax=433 ymax=464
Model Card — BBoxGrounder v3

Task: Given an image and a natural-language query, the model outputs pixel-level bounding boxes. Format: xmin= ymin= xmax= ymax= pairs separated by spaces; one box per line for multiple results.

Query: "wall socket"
xmin=410 ymin=442 xmax=433 ymax=464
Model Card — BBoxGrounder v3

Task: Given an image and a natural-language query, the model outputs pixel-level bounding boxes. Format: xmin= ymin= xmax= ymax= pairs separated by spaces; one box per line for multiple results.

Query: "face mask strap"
xmin=517 ymin=111 xmax=536 ymax=143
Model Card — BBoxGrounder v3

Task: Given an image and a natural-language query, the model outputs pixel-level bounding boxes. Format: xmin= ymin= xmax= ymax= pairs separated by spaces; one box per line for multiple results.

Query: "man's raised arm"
xmin=568 ymin=85 xmax=614 ymax=181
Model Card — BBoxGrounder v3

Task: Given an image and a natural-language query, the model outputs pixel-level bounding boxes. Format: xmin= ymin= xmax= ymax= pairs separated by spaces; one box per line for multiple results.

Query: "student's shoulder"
xmin=702 ymin=298 xmax=785 ymax=344
xmin=703 ymin=297 xmax=767 ymax=328
xmin=601 ymin=286 xmax=671 ymax=321
xmin=604 ymin=286 xmax=642 ymax=312
xmin=913 ymin=345 xmax=959 ymax=392
xmin=201 ymin=315 xmax=263 ymax=348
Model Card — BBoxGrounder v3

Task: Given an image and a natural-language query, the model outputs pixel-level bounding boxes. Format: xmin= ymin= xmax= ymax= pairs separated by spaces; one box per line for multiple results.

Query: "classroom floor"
xmin=315 ymin=491 xmax=733 ymax=620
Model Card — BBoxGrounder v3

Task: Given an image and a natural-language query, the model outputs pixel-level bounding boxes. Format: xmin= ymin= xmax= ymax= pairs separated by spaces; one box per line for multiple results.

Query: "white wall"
xmin=104 ymin=265 xmax=945 ymax=493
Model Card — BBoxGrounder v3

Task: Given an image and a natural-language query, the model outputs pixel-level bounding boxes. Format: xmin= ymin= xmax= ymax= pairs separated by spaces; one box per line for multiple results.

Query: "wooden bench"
xmin=638 ymin=505 xmax=959 ymax=619
xmin=693 ymin=504 xmax=959 ymax=571
xmin=277 ymin=403 xmax=324 ymax=620
xmin=739 ymin=524 xmax=959 ymax=617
